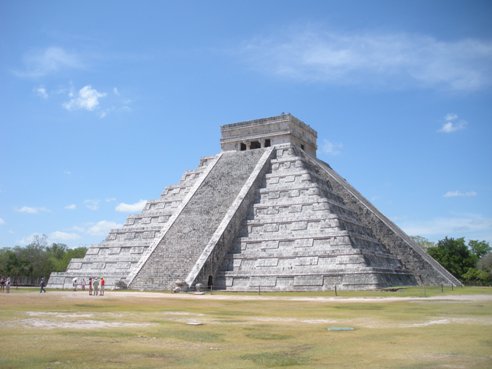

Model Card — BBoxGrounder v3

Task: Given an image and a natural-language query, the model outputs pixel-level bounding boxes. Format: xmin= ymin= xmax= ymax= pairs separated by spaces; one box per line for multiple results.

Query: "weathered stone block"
xmin=250 ymin=276 xmax=277 ymax=287
xmin=294 ymin=275 xmax=323 ymax=286
xmin=255 ymin=258 xmax=279 ymax=267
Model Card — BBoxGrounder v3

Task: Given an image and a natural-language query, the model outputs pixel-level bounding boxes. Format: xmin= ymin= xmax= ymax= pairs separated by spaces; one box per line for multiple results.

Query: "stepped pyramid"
xmin=49 ymin=114 xmax=461 ymax=290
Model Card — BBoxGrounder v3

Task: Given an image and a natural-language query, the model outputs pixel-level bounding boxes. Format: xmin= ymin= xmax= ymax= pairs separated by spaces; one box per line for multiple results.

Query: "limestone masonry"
xmin=49 ymin=114 xmax=461 ymax=290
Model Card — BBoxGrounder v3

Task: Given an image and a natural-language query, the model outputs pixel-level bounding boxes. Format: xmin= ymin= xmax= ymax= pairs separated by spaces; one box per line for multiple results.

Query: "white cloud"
xmin=70 ymin=226 xmax=85 ymax=233
xmin=321 ymin=139 xmax=343 ymax=156
xmin=16 ymin=46 xmax=84 ymax=78
xmin=65 ymin=204 xmax=77 ymax=210
xmin=15 ymin=206 xmax=49 ymax=214
xmin=443 ymin=191 xmax=477 ymax=198
xmin=63 ymin=85 xmax=106 ymax=112
xmin=115 ymin=200 xmax=147 ymax=213
xmin=87 ymin=220 xmax=121 ymax=236
xmin=438 ymin=113 xmax=468 ymax=133
xmin=401 ymin=214 xmax=492 ymax=243
xmin=49 ymin=231 xmax=81 ymax=242
xmin=84 ymin=199 xmax=100 ymax=211
xmin=0 ymin=217 xmax=5 ymax=225
xmin=239 ymin=28 xmax=492 ymax=92
xmin=445 ymin=113 xmax=458 ymax=121
xmin=34 ymin=86 xmax=49 ymax=99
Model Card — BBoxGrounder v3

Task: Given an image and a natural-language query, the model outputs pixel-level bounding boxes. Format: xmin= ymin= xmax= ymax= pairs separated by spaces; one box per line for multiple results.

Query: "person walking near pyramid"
xmin=100 ymin=277 xmax=105 ymax=296
xmin=92 ymin=277 xmax=99 ymax=296
xmin=88 ymin=277 xmax=93 ymax=295
xmin=40 ymin=277 xmax=46 ymax=293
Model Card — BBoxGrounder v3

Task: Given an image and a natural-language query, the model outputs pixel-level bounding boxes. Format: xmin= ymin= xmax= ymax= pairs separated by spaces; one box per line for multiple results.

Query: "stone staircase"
xmin=216 ymin=145 xmax=415 ymax=290
xmin=129 ymin=149 xmax=267 ymax=290
xmin=47 ymin=156 xmax=216 ymax=288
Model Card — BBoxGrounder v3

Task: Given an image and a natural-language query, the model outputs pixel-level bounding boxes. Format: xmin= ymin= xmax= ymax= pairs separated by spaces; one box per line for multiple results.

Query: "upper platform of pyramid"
xmin=220 ymin=113 xmax=318 ymax=157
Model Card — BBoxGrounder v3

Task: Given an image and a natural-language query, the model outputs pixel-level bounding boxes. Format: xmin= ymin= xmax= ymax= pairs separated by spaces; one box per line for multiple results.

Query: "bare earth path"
xmin=50 ymin=290 xmax=492 ymax=303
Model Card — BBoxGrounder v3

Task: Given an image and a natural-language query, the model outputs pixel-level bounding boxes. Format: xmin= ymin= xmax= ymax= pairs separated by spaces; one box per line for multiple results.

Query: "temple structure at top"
xmin=49 ymin=114 xmax=461 ymax=291
xmin=220 ymin=114 xmax=317 ymax=156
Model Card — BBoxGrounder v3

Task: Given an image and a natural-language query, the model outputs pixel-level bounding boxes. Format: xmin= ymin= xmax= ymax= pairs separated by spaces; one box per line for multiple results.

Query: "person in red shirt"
xmin=100 ymin=277 xmax=105 ymax=296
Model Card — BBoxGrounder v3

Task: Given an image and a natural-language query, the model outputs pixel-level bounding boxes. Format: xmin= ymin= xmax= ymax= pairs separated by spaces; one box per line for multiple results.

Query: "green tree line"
xmin=412 ymin=236 xmax=492 ymax=285
xmin=0 ymin=235 xmax=87 ymax=286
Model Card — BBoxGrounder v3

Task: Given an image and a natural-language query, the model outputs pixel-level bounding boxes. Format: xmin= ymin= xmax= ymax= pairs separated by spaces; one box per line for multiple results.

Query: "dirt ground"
xmin=50 ymin=289 xmax=492 ymax=303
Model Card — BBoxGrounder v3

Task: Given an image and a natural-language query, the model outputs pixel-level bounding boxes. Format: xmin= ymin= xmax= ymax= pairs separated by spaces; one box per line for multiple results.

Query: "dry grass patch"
xmin=0 ymin=289 xmax=491 ymax=368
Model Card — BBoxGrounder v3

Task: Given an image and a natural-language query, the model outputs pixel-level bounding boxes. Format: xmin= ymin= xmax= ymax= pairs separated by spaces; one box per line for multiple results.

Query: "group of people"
xmin=0 ymin=276 xmax=11 ymax=293
xmin=70 ymin=277 xmax=105 ymax=295
xmin=88 ymin=277 xmax=105 ymax=296
xmin=0 ymin=276 xmax=106 ymax=295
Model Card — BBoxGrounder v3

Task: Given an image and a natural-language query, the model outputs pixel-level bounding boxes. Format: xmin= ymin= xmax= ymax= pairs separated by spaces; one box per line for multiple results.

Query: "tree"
xmin=411 ymin=236 xmax=435 ymax=250
xmin=468 ymin=240 xmax=491 ymax=259
xmin=0 ymin=242 xmax=87 ymax=285
xmin=477 ymin=252 xmax=492 ymax=282
xmin=462 ymin=268 xmax=489 ymax=284
xmin=427 ymin=237 xmax=476 ymax=281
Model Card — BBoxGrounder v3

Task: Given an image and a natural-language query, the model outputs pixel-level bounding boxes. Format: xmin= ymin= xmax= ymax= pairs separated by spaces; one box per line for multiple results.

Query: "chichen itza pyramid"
xmin=49 ymin=114 xmax=461 ymax=291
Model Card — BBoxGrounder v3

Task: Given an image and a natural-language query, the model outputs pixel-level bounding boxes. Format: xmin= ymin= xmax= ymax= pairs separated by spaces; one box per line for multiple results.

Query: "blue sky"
xmin=1 ymin=0 xmax=491 ymax=248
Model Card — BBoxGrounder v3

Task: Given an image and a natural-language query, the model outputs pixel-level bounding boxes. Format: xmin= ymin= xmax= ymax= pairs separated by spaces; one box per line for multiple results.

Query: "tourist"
xmin=0 ymin=277 xmax=5 ymax=292
xmin=6 ymin=277 xmax=11 ymax=293
xmin=72 ymin=277 xmax=78 ymax=291
xmin=100 ymin=277 xmax=105 ymax=296
xmin=81 ymin=278 xmax=86 ymax=291
xmin=93 ymin=277 xmax=99 ymax=296
xmin=39 ymin=277 xmax=46 ymax=293
xmin=89 ymin=277 xmax=93 ymax=295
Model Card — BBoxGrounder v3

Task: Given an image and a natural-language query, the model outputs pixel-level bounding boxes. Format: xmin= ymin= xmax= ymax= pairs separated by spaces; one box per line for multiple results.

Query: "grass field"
xmin=1 ymin=287 xmax=491 ymax=369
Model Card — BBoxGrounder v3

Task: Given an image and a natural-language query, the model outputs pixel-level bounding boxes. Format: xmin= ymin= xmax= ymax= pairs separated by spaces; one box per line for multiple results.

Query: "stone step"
xmin=104 ymin=232 xmax=162 ymax=243
xmin=128 ymin=209 xmax=175 ymax=219
xmin=130 ymin=149 xmax=267 ymax=290
xmin=252 ymin=197 xmax=352 ymax=214
xmin=214 ymin=269 xmax=415 ymax=291
xmin=236 ymin=231 xmax=351 ymax=244
xmin=258 ymin=184 xmax=344 ymax=205
xmin=71 ymin=255 xmax=143 ymax=263
xmin=125 ymin=214 xmax=171 ymax=226
xmin=244 ymin=218 xmax=372 ymax=237
xmin=145 ymin=199 xmax=182 ymax=209
xmin=223 ymin=248 xmax=401 ymax=260
xmin=245 ymin=212 xmax=362 ymax=227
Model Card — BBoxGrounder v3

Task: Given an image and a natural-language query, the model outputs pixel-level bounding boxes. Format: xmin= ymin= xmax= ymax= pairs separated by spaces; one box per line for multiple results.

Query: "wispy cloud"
xmin=438 ymin=113 xmax=468 ymax=133
xmin=65 ymin=204 xmax=77 ymax=210
xmin=33 ymin=83 xmax=131 ymax=119
xmin=87 ymin=220 xmax=121 ymax=236
xmin=239 ymin=27 xmax=492 ymax=92
xmin=84 ymin=199 xmax=100 ymax=211
xmin=63 ymin=85 xmax=106 ymax=112
xmin=443 ymin=190 xmax=477 ymax=198
xmin=401 ymin=214 xmax=492 ymax=242
xmin=115 ymin=200 xmax=147 ymax=213
xmin=15 ymin=206 xmax=50 ymax=214
xmin=34 ymin=86 xmax=49 ymax=99
xmin=321 ymin=139 xmax=343 ymax=156
xmin=15 ymin=46 xmax=84 ymax=78
xmin=0 ymin=217 xmax=5 ymax=225
xmin=49 ymin=231 xmax=81 ymax=242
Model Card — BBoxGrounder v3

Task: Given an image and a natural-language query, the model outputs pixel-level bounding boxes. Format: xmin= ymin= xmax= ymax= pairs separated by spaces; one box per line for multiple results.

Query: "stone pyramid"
xmin=49 ymin=114 xmax=461 ymax=290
